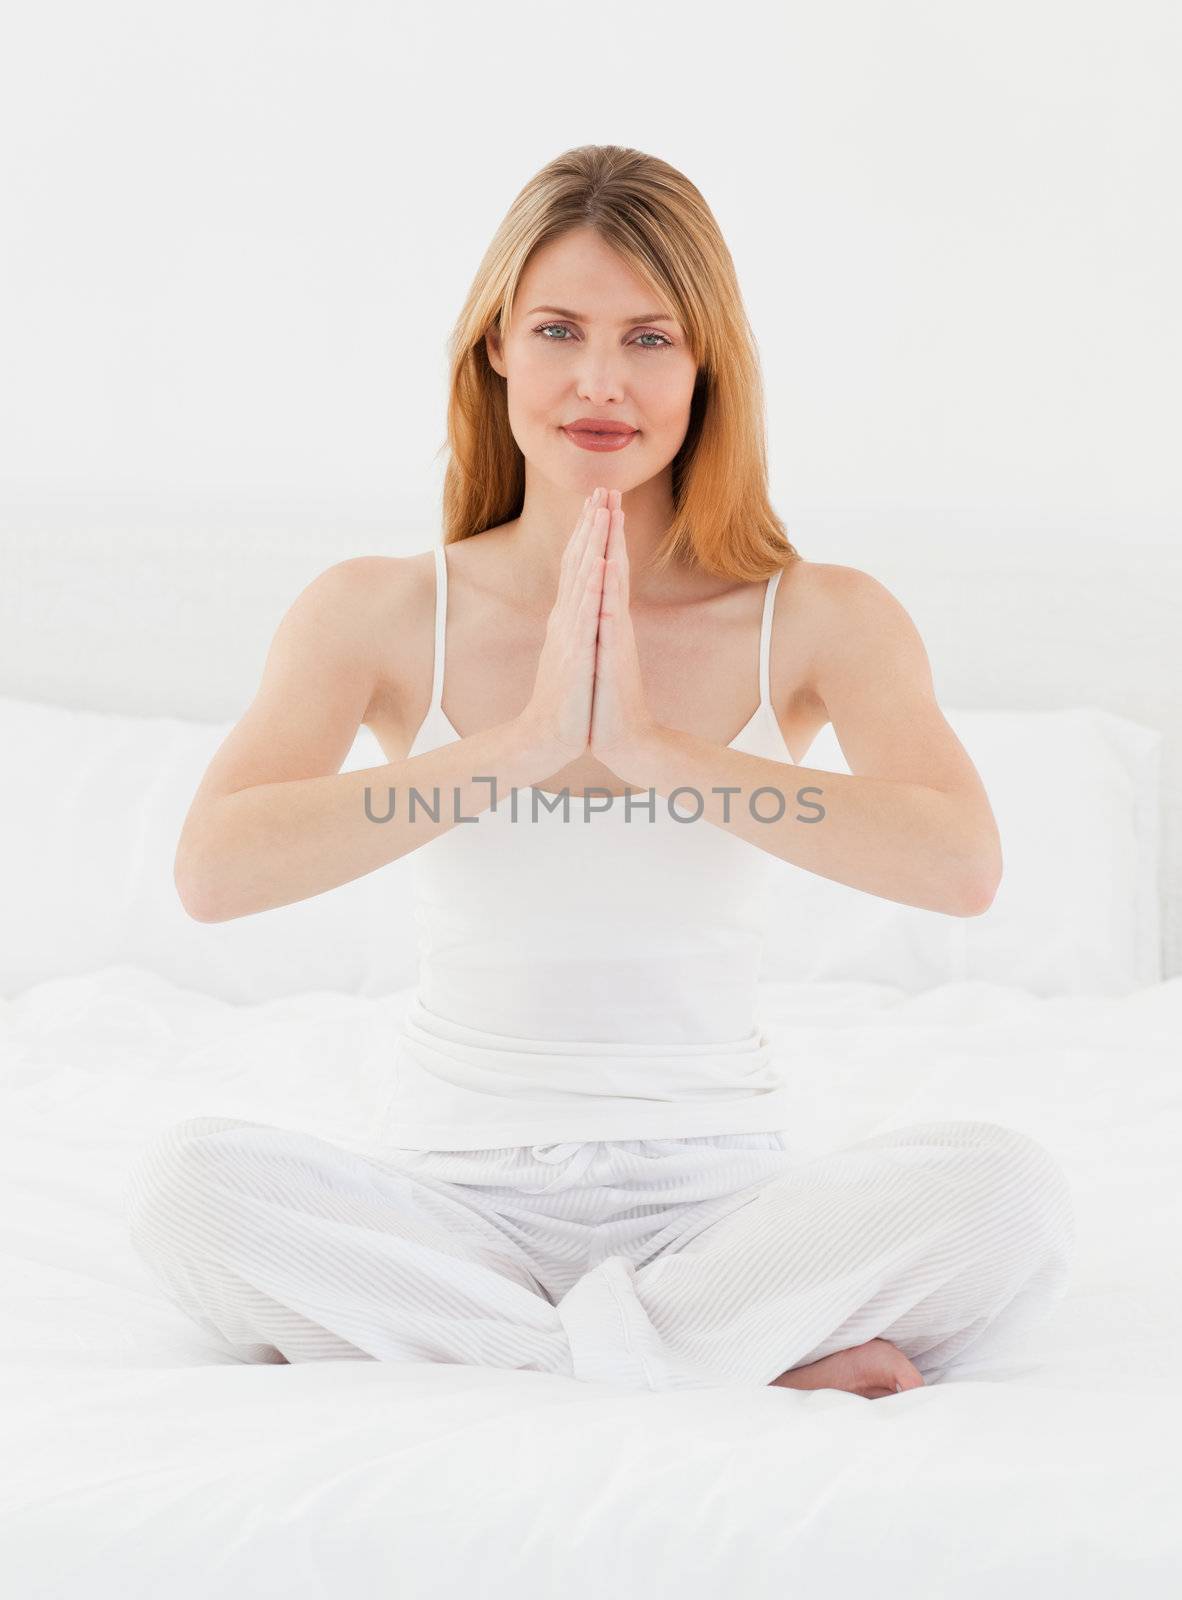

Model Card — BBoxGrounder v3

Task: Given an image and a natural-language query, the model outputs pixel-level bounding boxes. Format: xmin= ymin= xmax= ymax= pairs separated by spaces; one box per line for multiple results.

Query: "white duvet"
xmin=1 ymin=966 xmax=1179 ymax=1598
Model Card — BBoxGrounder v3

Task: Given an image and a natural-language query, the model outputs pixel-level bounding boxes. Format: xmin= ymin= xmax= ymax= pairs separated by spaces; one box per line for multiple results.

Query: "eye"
xmin=532 ymin=322 xmax=673 ymax=350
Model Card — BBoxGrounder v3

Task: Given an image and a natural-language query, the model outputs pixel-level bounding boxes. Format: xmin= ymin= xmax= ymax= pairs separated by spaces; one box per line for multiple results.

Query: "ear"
xmin=484 ymin=327 xmax=505 ymax=379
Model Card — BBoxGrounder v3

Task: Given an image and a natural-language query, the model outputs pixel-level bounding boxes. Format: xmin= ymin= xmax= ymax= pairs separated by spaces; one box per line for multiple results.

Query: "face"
xmin=484 ymin=227 xmax=699 ymax=495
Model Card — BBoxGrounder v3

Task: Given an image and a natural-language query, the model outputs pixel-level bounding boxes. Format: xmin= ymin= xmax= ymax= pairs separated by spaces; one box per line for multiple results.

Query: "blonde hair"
xmin=437 ymin=144 xmax=801 ymax=584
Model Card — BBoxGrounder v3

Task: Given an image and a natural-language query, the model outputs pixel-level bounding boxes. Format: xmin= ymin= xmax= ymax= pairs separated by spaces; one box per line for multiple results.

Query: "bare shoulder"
xmin=794 ymin=560 xmax=937 ymax=709
xmin=264 ymin=552 xmax=430 ymax=720
xmin=767 ymin=556 xmax=847 ymax=704
xmin=319 ymin=551 xmax=420 ymax=605
xmin=349 ymin=547 xmax=448 ymax=732
xmin=315 ymin=550 xmax=439 ymax=643
xmin=791 ymin=560 xmax=924 ymax=657
xmin=294 ymin=553 xmax=402 ymax=661
xmin=176 ymin=555 xmax=415 ymax=857
xmin=792 ymin=559 xmax=903 ymax=615
xmin=298 ymin=553 xmax=406 ymax=622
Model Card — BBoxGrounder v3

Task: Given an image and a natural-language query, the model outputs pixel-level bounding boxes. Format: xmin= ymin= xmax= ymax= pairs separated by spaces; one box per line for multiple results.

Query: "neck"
xmin=507 ymin=472 xmax=695 ymax=611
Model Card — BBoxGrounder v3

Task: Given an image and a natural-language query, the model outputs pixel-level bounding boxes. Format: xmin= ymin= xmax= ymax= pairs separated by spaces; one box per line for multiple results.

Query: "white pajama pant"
xmin=123 ymin=1117 xmax=1075 ymax=1392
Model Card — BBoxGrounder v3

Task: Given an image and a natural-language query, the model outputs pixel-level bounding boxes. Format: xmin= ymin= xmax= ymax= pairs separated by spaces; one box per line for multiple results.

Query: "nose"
xmin=574 ymin=352 xmax=628 ymax=406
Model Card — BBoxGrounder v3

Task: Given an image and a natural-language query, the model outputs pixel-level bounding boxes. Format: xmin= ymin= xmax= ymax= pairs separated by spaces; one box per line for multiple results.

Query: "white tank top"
xmin=381 ymin=542 xmax=797 ymax=1151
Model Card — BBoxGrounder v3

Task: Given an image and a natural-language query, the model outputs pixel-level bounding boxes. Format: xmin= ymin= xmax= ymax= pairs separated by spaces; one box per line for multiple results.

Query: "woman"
xmin=124 ymin=145 xmax=1074 ymax=1397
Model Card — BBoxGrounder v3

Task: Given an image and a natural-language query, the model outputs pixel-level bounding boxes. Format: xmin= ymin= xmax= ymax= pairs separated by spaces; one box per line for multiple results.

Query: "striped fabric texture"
xmin=123 ymin=1118 xmax=1075 ymax=1392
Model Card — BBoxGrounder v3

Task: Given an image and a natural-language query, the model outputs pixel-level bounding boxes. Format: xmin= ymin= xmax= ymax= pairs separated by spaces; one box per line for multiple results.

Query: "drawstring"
xmin=528 ymin=1141 xmax=600 ymax=1193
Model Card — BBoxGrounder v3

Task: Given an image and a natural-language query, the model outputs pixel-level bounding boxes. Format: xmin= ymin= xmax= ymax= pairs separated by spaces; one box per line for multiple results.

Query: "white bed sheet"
xmin=1 ymin=966 xmax=1179 ymax=1597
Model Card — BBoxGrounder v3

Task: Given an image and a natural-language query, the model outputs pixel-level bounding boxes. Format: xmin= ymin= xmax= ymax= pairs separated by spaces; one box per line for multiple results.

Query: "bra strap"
xmin=759 ymin=567 xmax=783 ymax=708
xmin=429 ymin=545 xmax=448 ymax=712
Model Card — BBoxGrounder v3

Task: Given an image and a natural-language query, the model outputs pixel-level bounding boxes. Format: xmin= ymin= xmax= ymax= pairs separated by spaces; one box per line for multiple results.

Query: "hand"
xmin=589 ymin=489 xmax=659 ymax=770
xmin=517 ymin=488 xmax=610 ymax=768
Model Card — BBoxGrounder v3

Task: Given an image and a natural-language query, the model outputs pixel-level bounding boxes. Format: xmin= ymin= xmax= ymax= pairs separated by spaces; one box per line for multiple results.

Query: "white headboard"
xmin=2 ymin=499 xmax=1178 ymax=977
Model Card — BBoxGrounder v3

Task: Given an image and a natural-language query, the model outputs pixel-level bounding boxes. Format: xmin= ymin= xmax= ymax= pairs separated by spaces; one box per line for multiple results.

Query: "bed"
xmin=1 ymin=516 xmax=1180 ymax=1596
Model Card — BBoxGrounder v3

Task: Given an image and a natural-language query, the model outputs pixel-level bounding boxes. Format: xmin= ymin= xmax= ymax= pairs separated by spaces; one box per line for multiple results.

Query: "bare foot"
xmin=769 ymin=1337 xmax=925 ymax=1399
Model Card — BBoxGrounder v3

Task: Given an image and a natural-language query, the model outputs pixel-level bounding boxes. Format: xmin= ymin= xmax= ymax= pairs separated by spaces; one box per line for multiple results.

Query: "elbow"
xmin=176 ymin=878 xmax=224 ymax=924
xmin=174 ymin=852 xmax=228 ymax=924
xmin=955 ymin=859 xmax=1003 ymax=918
xmin=174 ymin=805 xmax=239 ymax=923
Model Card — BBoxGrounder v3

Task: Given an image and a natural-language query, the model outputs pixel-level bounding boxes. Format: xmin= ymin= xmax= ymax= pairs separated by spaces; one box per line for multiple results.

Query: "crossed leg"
xmin=555 ymin=1120 xmax=1076 ymax=1392
xmin=125 ymin=1116 xmax=1074 ymax=1397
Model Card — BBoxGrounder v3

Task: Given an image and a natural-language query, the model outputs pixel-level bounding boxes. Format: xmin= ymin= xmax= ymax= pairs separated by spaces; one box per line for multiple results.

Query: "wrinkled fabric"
xmin=124 ymin=1116 xmax=1074 ymax=1392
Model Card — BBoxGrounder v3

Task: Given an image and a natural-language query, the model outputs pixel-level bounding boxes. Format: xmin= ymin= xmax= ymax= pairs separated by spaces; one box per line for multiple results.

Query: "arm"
xmin=174 ymin=557 xmax=548 ymax=924
xmin=614 ymin=564 xmax=1002 ymax=917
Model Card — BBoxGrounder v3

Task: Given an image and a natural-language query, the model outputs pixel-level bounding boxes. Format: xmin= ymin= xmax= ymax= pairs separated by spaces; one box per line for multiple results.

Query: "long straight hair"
xmin=437 ymin=144 xmax=801 ymax=584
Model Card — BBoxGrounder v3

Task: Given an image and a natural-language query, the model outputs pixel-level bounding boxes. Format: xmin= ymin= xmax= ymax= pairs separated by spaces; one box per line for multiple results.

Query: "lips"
xmin=562 ymin=425 xmax=638 ymax=452
xmin=564 ymin=420 xmax=636 ymax=436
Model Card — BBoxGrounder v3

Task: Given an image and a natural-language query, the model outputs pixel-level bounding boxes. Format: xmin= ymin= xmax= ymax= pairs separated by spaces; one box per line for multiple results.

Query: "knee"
xmin=123 ymin=1115 xmax=251 ymax=1239
xmin=952 ymin=1119 xmax=1067 ymax=1181
xmin=945 ymin=1120 xmax=1075 ymax=1254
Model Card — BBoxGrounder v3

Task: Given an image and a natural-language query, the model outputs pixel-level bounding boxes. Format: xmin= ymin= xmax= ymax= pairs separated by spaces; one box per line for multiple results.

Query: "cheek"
xmin=644 ymin=395 xmax=695 ymax=432
xmin=645 ymin=363 xmax=698 ymax=413
xmin=515 ymin=360 xmax=565 ymax=408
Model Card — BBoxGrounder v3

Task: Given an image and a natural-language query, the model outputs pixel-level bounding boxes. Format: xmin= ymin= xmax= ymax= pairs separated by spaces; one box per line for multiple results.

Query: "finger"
xmin=607 ymin=511 xmax=629 ymax=609
xmin=579 ymin=556 xmax=606 ymax=641
xmin=559 ymin=492 xmax=597 ymax=611
xmin=599 ymin=559 xmax=617 ymax=623
xmin=604 ymin=502 xmax=633 ymax=592
xmin=563 ymin=489 xmax=604 ymax=587
xmin=605 ymin=508 xmax=620 ymax=568
xmin=573 ymin=507 xmax=611 ymax=607
xmin=556 ymin=495 xmax=588 ymax=613
xmin=566 ymin=491 xmax=594 ymax=554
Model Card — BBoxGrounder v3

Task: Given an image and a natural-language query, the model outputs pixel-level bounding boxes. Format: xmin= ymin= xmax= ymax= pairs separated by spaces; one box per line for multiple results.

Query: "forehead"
xmin=514 ymin=229 xmax=679 ymax=323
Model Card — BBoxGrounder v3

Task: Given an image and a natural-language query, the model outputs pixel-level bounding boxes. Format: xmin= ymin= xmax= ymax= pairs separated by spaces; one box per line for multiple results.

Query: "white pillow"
xmin=0 ymin=696 xmax=1161 ymax=1002
xmin=760 ymin=707 xmax=1162 ymax=995
xmin=0 ymin=696 xmax=418 ymax=1003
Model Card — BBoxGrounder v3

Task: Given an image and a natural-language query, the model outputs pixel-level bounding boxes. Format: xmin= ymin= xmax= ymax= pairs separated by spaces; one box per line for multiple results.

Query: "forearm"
xmin=176 ymin=719 xmax=549 ymax=923
xmin=614 ymin=725 xmax=997 ymax=917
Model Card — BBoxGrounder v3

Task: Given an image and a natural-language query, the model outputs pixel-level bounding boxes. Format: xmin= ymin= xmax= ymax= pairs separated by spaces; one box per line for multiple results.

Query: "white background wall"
xmin=1 ymin=3 xmax=1179 ymax=968
xmin=0 ymin=1 xmax=1176 ymax=529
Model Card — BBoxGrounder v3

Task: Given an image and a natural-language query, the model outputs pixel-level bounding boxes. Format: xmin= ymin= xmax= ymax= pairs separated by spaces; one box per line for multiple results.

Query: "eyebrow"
xmin=525 ymin=304 xmax=678 ymax=325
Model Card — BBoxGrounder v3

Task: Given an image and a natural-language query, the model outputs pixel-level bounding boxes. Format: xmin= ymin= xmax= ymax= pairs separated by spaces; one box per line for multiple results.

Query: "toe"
xmin=892 ymin=1356 xmax=925 ymax=1390
xmin=876 ymin=1338 xmax=925 ymax=1391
